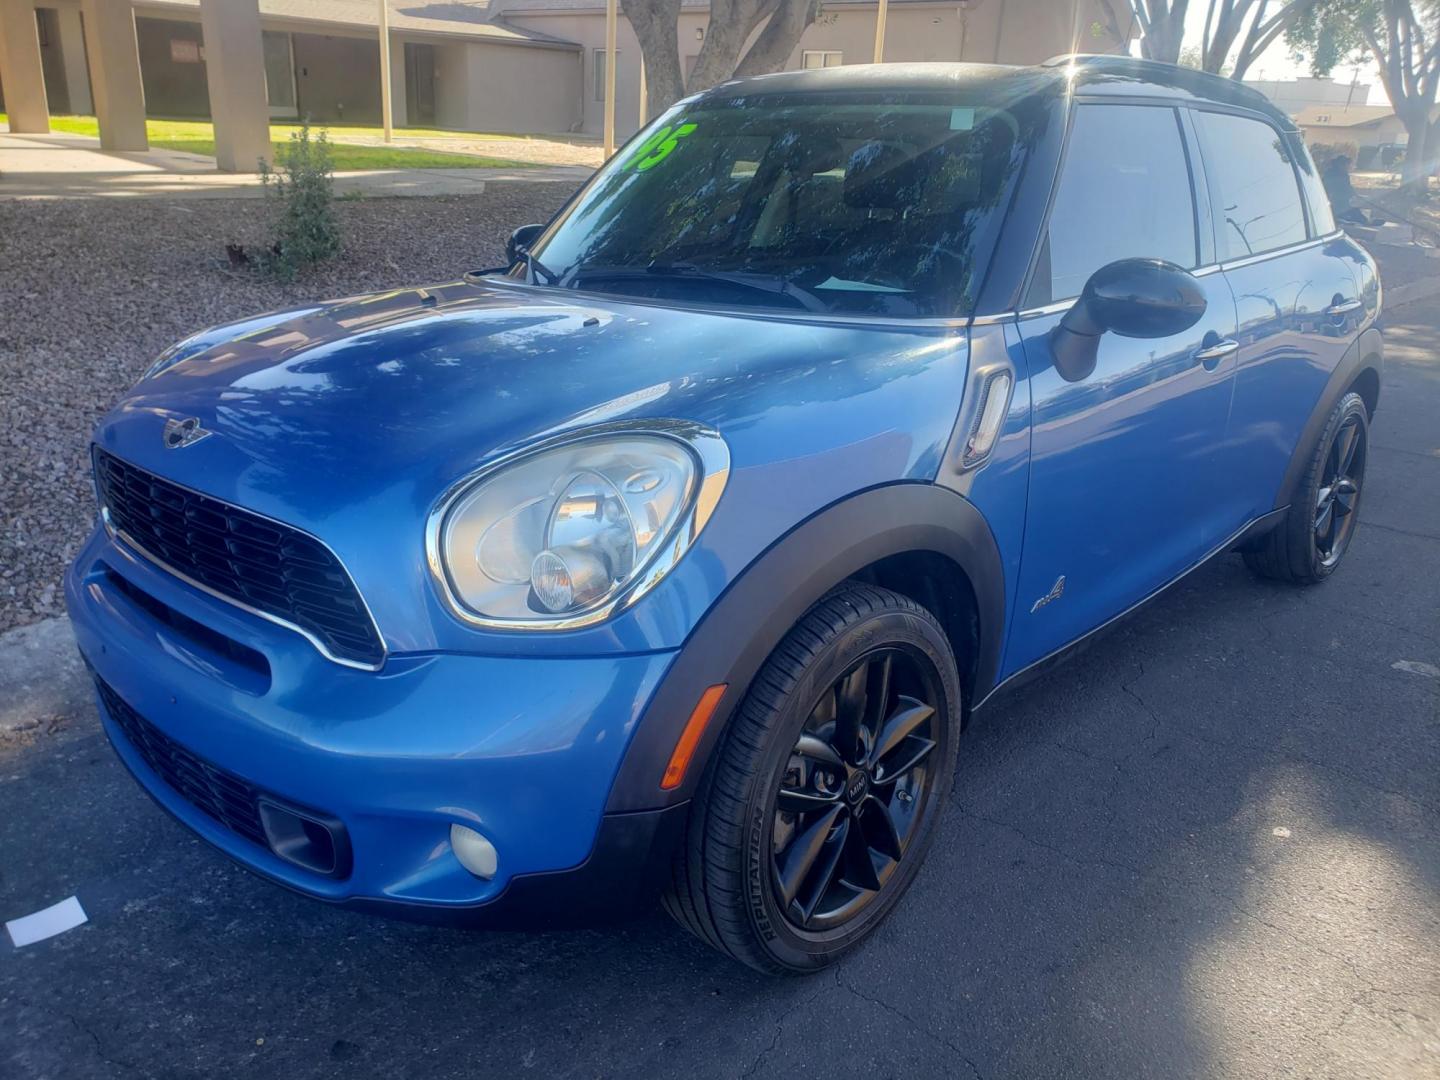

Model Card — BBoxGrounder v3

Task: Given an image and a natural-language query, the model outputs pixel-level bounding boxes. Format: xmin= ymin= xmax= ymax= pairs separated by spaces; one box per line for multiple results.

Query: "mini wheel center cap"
xmin=845 ymin=770 xmax=870 ymax=805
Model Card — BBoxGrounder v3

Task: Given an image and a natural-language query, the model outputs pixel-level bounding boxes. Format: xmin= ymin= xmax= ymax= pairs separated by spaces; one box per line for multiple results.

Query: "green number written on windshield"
xmin=624 ymin=122 xmax=698 ymax=171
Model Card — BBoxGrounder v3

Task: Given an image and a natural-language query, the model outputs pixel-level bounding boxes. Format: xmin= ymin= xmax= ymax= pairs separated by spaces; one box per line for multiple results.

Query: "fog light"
xmin=450 ymin=823 xmax=498 ymax=879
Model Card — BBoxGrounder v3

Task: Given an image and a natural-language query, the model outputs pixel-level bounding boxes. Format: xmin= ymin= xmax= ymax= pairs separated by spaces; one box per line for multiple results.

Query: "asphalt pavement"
xmin=2 ymin=303 xmax=1437 ymax=1080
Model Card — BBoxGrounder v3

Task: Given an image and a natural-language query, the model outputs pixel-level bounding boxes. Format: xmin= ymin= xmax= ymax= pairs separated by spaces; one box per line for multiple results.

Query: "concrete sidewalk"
xmin=0 ymin=131 xmax=591 ymax=199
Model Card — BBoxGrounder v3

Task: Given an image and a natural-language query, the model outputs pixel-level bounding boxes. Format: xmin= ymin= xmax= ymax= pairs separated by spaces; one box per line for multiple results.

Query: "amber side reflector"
xmin=661 ymin=683 xmax=727 ymax=791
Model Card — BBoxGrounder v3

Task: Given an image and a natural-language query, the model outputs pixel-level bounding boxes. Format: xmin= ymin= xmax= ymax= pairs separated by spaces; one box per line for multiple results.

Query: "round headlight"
xmin=429 ymin=424 xmax=728 ymax=628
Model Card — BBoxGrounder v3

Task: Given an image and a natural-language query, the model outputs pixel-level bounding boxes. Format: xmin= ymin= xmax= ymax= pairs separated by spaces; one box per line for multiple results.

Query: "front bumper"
xmin=66 ymin=525 xmax=682 ymax=924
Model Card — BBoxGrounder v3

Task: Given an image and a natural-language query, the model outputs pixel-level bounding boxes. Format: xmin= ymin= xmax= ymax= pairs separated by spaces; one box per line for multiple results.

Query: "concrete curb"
xmin=1384 ymin=275 xmax=1440 ymax=312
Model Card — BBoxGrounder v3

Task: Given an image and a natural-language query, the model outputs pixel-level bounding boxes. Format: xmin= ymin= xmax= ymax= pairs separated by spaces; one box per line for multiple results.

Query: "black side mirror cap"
xmin=506 ymin=223 xmax=547 ymax=268
xmin=1050 ymin=258 xmax=1207 ymax=383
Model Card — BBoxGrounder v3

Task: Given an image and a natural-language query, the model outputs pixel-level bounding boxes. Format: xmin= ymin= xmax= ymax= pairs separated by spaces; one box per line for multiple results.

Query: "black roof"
xmin=701 ymin=55 xmax=1296 ymax=131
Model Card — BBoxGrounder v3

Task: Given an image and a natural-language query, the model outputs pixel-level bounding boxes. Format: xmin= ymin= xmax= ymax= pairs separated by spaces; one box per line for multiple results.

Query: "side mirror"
xmin=506 ymin=223 xmax=546 ymax=267
xmin=1050 ymin=258 xmax=1207 ymax=383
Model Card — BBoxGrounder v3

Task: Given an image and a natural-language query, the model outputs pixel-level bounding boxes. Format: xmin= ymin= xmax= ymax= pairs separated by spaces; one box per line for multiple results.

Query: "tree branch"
xmin=734 ymin=0 xmax=822 ymax=78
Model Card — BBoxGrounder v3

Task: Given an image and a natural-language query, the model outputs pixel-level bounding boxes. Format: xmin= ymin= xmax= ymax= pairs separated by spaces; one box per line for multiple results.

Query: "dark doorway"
xmin=405 ymin=42 xmax=436 ymax=126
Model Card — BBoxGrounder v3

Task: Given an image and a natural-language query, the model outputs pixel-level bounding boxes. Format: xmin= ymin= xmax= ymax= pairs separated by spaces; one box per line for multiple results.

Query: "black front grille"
xmin=96 ymin=676 xmax=268 ymax=849
xmin=94 ymin=449 xmax=384 ymax=667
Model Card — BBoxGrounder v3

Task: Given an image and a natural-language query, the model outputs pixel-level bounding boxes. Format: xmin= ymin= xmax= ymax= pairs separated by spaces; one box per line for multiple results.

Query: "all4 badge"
xmin=1031 ymin=575 xmax=1066 ymax=613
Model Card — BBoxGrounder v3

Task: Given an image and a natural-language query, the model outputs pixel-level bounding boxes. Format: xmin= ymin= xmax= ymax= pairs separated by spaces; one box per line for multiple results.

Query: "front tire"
xmin=662 ymin=583 xmax=961 ymax=974
xmin=1244 ymin=391 xmax=1369 ymax=585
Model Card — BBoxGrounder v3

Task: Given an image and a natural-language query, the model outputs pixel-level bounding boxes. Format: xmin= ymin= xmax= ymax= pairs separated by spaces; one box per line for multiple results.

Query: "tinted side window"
xmin=1038 ymin=104 xmax=1197 ymax=304
xmin=1195 ymin=111 xmax=1309 ymax=259
xmin=1287 ymin=131 xmax=1337 ymax=235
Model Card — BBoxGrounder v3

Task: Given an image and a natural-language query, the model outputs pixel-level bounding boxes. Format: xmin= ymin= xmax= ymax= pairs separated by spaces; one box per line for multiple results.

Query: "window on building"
xmin=801 ymin=51 xmax=842 ymax=69
xmin=1035 ymin=104 xmax=1197 ymax=304
xmin=1194 ymin=110 xmax=1309 ymax=259
xmin=594 ymin=48 xmax=620 ymax=102
xmin=262 ymin=31 xmax=297 ymax=115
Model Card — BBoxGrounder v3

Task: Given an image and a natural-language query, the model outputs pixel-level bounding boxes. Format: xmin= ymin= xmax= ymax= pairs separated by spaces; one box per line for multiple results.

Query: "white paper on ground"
xmin=6 ymin=895 xmax=88 ymax=947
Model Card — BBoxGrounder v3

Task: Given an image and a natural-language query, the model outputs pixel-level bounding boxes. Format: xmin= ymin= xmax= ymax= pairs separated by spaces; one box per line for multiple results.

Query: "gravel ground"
xmin=0 ymin=187 xmax=571 ymax=632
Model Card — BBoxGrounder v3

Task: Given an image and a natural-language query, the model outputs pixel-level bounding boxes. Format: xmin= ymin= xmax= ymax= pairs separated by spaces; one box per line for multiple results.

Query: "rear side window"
xmin=1286 ymin=130 xmax=1337 ymax=235
xmin=1195 ymin=110 xmax=1309 ymax=259
xmin=1035 ymin=104 xmax=1198 ymax=304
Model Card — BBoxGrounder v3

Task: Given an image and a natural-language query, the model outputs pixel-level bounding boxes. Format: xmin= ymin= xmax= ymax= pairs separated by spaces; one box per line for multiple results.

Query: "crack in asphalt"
xmin=954 ymin=803 xmax=1145 ymax=879
xmin=52 ymin=1004 xmax=146 ymax=1078
xmin=1117 ymin=664 xmax=1439 ymax=814
xmin=1117 ymin=660 xmax=1162 ymax=760
xmin=1307 ymin=601 xmax=1440 ymax=647
xmin=738 ymin=978 xmax=834 ymax=1079
xmin=1169 ymin=722 xmax=1439 ymax=816
xmin=954 ymin=803 xmax=1405 ymax=1010
xmin=835 ymin=971 xmax=987 ymax=1080
xmin=1358 ymin=519 xmax=1440 ymax=543
xmin=737 ymin=967 xmax=990 ymax=1079
xmin=1368 ymin=442 xmax=1440 ymax=461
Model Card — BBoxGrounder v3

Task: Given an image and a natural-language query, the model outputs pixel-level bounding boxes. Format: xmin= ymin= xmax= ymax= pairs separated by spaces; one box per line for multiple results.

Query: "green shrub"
xmin=259 ymin=119 xmax=341 ymax=281
xmin=1307 ymin=140 xmax=1360 ymax=171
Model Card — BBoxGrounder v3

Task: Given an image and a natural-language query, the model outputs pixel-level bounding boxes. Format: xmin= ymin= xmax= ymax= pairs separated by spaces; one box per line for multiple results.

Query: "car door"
xmin=1005 ymin=102 xmax=1242 ymax=676
xmin=1191 ymin=109 xmax=1367 ymax=521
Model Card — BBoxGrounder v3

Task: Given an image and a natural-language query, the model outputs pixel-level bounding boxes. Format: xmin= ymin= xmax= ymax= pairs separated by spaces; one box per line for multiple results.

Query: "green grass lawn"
xmin=2 ymin=114 xmax=530 ymax=170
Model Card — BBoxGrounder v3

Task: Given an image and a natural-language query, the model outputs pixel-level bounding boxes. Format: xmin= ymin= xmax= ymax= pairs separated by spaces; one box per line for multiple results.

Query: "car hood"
xmin=95 ymin=277 xmax=971 ymax=653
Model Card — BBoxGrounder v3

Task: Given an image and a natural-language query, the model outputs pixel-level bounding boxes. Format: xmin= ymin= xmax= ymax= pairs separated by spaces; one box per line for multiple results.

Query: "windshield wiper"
xmin=562 ymin=261 xmax=826 ymax=312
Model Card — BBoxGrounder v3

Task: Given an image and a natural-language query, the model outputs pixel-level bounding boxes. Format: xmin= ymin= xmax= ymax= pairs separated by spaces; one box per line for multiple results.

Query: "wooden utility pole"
xmin=873 ymin=0 xmax=889 ymax=62
xmin=379 ymin=0 xmax=393 ymax=142
xmin=604 ymin=0 xmax=618 ymax=156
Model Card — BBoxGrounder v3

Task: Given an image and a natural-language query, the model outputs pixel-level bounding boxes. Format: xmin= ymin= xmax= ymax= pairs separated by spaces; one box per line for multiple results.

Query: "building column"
xmin=54 ymin=4 xmax=91 ymax=115
xmin=79 ymin=0 xmax=146 ymax=150
xmin=199 ymin=0 xmax=269 ymax=172
xmin=0 ymin=0 xmax=50 ymax=133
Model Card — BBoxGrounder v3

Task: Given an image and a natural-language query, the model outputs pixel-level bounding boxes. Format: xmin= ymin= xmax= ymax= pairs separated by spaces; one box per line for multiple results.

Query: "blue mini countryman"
xmin=68 ymin=56 xmax=1382 ymax=973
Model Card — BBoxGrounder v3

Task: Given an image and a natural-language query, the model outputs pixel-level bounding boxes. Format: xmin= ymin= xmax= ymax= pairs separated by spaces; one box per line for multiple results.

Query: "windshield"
xmin=526 ymin=88 xmax=1040 ymax=318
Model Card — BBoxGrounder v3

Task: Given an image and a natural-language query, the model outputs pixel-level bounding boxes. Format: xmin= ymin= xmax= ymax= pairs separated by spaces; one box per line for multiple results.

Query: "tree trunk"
xmin=622 ymin=0 xmax=685 ymax=116
xmin=687 ymin=0 xmax=773 ymax=95
xmin=1202 ymin=0 xmax=1248 ymax=73
xmin=1400 ymin=109 xmax=1432 ymax=191
xmin=1137 ymin=0 xmax=1192 ymax=64
xmin=734 ymin=0 xmax=822 ymax=78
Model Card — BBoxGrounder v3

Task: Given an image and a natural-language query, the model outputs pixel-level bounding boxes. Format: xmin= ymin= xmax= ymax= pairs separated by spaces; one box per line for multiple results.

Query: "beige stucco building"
xmin=495 ymin=0 xmax=1127 ymax=137
xmin=1295 ymin=103 xmax=1440 ymax=170
xmin=1 ymin=0 xmax=1125 ymax=169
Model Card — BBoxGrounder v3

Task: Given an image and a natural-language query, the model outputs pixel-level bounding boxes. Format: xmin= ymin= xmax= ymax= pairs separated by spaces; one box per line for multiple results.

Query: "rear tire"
xmin=662 ymin=583 xmax=961 ymax=974
xmin=1244 ymin=391 xmax=1369 ymax=585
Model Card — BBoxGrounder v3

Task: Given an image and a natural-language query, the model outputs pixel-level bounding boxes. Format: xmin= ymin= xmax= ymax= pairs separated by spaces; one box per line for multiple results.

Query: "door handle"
xmin=1327 ymin=298 xmax=1363 ymax=317
xmin=1194 ymin=337 xmax=1239 ymax=370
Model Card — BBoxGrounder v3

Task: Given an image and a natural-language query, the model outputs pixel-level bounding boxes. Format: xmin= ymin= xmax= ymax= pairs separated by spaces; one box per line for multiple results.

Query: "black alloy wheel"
xmin=1243 ymin=390 xmax=1370 ymax=585
xmin=771 ymin=648 xmax=940 ymax=932
xmin=662 ymin=583 xmax=961 ymax=974
xmin=1314 ymin=411 xmax=1366 ymax=569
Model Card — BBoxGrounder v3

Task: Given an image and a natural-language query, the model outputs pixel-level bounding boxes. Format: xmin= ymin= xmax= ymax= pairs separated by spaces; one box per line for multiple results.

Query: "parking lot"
xmin=2 ymin=297 xmax=1438 ymax=1079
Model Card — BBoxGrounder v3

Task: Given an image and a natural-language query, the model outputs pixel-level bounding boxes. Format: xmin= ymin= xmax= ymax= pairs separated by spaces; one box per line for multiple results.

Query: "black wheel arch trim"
xmin=1276 ymin=327 xmax=1383 ymax=510
xmin=606 ymin=481 xmax=1005 ymax=814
